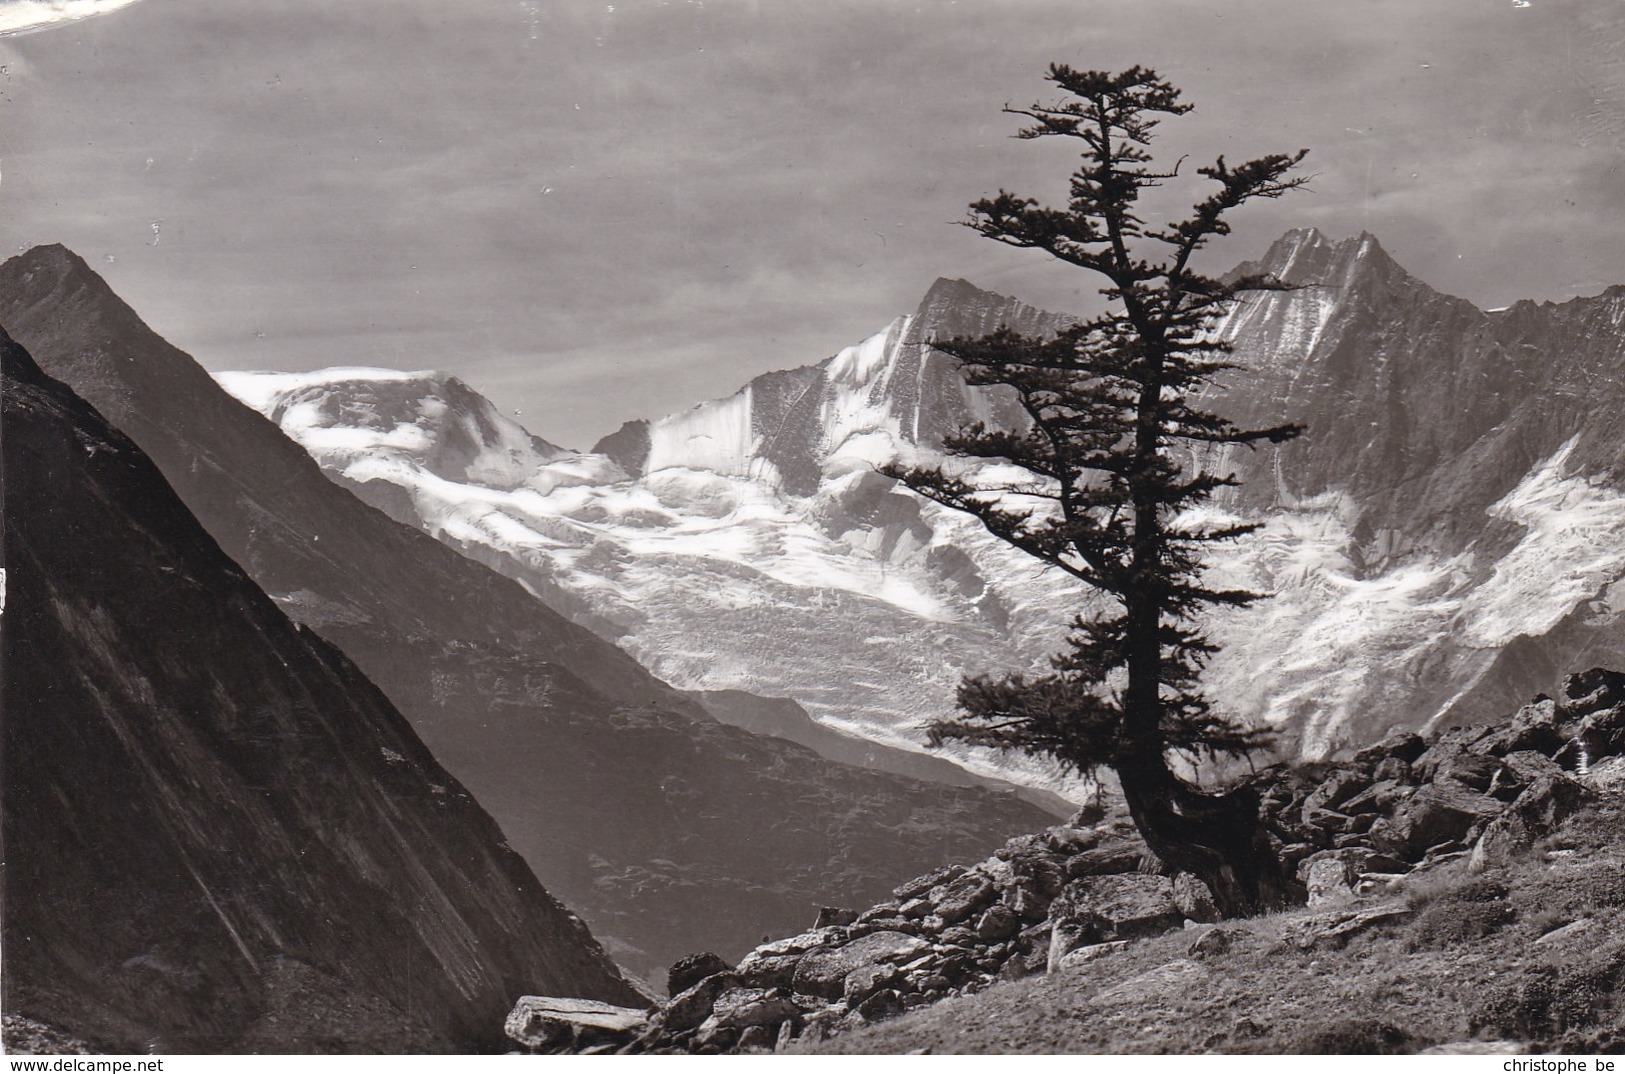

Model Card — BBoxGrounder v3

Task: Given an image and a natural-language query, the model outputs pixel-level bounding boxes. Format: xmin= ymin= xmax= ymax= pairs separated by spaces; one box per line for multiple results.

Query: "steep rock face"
xmin=1195 ymin=230 xmax=1625 ymax=750
xmin=0 ymin=246 xmax=1051 ymax=983
xmin=0 ymin=330 xmax=639 ymax=1052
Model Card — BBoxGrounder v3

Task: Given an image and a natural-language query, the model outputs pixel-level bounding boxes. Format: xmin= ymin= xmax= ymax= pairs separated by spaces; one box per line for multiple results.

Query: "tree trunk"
xmin=1115 ymin=751 xmax=1301 ymax=917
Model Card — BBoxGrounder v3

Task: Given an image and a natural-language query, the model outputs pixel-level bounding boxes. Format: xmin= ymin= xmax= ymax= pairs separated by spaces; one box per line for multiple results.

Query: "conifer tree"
xmin=883 ymin=65 xmax=1308 ymax=914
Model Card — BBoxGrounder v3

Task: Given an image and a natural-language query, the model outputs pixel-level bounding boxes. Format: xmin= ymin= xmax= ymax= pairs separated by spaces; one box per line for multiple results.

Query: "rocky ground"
xmin=506 ymin=667 xmax=1625 ymax=1055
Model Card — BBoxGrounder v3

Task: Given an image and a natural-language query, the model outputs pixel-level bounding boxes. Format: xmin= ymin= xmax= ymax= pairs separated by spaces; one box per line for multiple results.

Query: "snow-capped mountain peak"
xmin=218 ymin=367 xmax=573 ymax=492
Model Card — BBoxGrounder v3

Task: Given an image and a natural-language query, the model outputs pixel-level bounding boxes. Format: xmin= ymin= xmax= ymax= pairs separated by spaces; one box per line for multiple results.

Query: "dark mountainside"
xmin=0 ymin=245 xmax=1050 ymax=983
xmin=0 ymin=329 xmax=639 ymax=1052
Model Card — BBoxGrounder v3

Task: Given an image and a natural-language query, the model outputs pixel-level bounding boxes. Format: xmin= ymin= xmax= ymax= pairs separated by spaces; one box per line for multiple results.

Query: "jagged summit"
xmin=1228 ymin=227 xmax=1410 ymax=293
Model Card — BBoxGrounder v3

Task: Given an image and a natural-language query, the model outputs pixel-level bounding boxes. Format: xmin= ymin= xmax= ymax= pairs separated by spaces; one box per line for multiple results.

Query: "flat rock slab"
xmin=506 ymin=996 xmax=649 ymax=1048
xmin=1280 ymin=906 xmax=1412 ymax=950
xmin=1092 ymin=959 xmax=1211 ymax=1006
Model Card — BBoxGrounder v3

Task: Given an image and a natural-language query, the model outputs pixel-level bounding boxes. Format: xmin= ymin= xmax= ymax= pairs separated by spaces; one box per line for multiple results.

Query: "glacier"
xmin=217 ymin=232 xmax=1625 ymax=789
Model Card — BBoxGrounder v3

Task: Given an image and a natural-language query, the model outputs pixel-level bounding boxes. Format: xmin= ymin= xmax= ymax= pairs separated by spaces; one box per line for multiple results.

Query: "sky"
xmin=2 ymin=0 xmax=1622 ymax=449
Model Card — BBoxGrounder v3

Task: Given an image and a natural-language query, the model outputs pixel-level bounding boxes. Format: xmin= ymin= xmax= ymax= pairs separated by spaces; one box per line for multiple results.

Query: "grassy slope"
xmin=804 ymin=801 xmax=1625 ymax=1055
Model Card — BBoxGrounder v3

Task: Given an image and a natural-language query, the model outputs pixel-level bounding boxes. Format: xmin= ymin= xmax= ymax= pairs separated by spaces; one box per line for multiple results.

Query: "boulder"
xmin=1563 ymin=668 xmax=1625 ymax=717
xmin=898 ymin=897 xmax=932 ymax=919
xmin=1052 ymin=939 xmax=1129 ymax=971
xmin=1301 ymin=769 xmax=1370 ymax=819
xmin=1280 ymin=906 xmax=1412 ymax=950
xmin=854 ymin=901 xmax=903 ymax=924
xmin=1050 ymin=873 xmax=1182 ymax=953
xmin=1479 ymin=699 xmax=1563 ymax=757
xmin=1172 ymin=872 xmax=1218 ymax=923
xmin=661 ymin=972 xmax=741 ymax=1033
xmin=1488 ymin=750 xmax=1565 ymax=801
xmin=1582 ymin=755 xmax=1625 ymax=794
xmin=972 ymin=903 xmax=1021 ymax=942
xmin=1353 ymin=731 xmax=1428 ymax=766
xmin=1005 ymin=879 xmax=1056 ymax=921
xmin=733 ymin=951 xmax=802 ymax=990
xmin=505 ymin=997 xmax=649 ymax=1050
xmin=1339 ymin=779 xmax=1408 ymax=816
xmin=932 ymin=872 xmax=1000 ymax=924
xmin=749 ymin=927 xmax=845 ymax=958
xmin=1064 ymin=842 xmax=1149 ymax=878
xmin=1043 ymin=826 xmax=1102 ymax=855
xmin=708 ymin=987 xmax=799 ymax=1030
xmin=1370 ymin=783 xmax=1502 ymax=860
xmin=791 ymin=931 xmax=927 ymax=1000
xmin=667 ymin=952 xmax=732 ymax=997
xmin=892 ymin=864 xmax=965 ymax=902
xmin=1372 ymin=756 xmax=1414 ymax=784
xmin=855 ymin=988 xmax=905 ymax=1023
xmin=1469 ymin=772 xmax=1592 ymax=870
xmin=1300 ymin=850 xmax=1363 ymax=906
xmin=1430 ymin=751 xmax=1502 ymax=793
xmin=813 ymin=907 xmax=859 ymax=929
xmin=842 ymin=961 xmax=903 ymax=1005
xmin=736 ymin=1025 xmax=775 ymax=1051
xmin=1187 ymin=925 xmax=1241 ymax=958
xmin=1577 ymin=704 xmax=1625 ymax=762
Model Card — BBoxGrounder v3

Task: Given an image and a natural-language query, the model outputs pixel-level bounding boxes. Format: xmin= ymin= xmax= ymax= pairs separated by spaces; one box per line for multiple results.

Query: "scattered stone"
xmin=618 ymin=671 xmax=1625 ymax=1055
